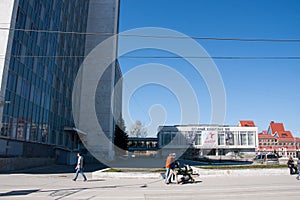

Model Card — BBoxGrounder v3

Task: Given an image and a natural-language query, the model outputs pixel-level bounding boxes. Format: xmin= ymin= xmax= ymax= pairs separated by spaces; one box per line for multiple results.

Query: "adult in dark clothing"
xmin=287 ymin=156 xmax=297 ymax=175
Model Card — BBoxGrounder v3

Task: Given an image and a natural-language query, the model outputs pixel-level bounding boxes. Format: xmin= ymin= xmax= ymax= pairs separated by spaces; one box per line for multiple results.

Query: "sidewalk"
xmin=1 ymin=163 xmax=106 ymax=174
xmin=1 ymin=171 xmax=299 ymax=200
xmin=92 ymin=167 xmax=291 ymax=179
xmin=3 ymin=161 xmax=291 ymax=179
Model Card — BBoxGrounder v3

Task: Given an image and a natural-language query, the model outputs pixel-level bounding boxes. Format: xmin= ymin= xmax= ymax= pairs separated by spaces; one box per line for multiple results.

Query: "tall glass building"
xmin=0 ymin=0 xmax=121 ymax=166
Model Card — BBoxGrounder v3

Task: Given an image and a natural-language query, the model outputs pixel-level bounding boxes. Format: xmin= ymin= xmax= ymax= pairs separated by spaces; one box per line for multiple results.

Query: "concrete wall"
xmin=0 ymin=138 xmax=55 ymax=157
xmin=0 ymin=138 xmax=23 ymax=156
xmin=55 ymin=148 xmax=77 ymax=165
xmin=0 ymin=157 xmax=54 ymax=172
xmin=23 ymin=142 xmax=55 ymax=157
xmin=74 ymin=0 xmax=120 ymax=161
xmin=84 ymin=0 xmax=119 ymax=56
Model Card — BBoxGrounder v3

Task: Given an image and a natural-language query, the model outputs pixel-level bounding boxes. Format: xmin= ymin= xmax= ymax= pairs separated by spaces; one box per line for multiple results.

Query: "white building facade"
xmin=158 ymin=124 xmax=258 ymax=157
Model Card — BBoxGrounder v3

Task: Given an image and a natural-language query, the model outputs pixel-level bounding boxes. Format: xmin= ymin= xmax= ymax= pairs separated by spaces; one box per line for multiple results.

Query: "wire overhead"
xmin=0 ymin=55 xmax=300 ymax=60
xmin=0 ymin=27 xmax=299 ymax=60
xmin=1 ymin=27 xmax=300 ymax=42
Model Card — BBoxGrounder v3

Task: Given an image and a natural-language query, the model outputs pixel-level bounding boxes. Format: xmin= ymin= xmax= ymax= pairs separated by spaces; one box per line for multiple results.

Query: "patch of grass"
xmin=104 ymin=168 xmax=123 ymax=172
xmin=103 ymin=165 xmax=287 ymax=172
xmin=197 ymin=164 xmax=287 ymax=170
xmin=103 ymin=168 xmax=165 ymax=173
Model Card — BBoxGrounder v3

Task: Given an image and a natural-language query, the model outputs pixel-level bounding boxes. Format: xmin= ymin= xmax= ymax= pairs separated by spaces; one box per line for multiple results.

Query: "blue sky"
xmin=118 ymin=0 xmax=300 ymax=137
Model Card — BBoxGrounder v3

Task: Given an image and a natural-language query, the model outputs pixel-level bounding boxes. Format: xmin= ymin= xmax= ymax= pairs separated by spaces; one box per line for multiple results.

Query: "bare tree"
xmin=129 ymin=120 xmax=147 ymax=138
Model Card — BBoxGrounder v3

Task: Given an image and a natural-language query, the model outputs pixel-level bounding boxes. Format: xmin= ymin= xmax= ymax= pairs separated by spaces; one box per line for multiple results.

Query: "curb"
xmin=194 ymin=168 xmax=289 ymax=177
xmin=92 ymin=169 xmax=163 ymax=179
xmin=92 ymin=168 xmax=291 ymax=179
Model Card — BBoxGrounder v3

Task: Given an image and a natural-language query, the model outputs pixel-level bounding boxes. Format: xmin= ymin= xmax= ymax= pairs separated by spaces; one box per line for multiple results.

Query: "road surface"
xmin=0 ymin=171 xmax=299 ymax=199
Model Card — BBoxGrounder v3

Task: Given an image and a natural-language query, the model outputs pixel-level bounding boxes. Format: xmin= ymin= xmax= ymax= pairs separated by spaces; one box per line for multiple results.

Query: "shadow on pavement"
xmin=1 ymin=163 xmax=107 ymax=174
xmin=0 ymin=182 xmax=165 ymax=198
xmin=86 ymin=179 xmax=105 ymax=182
xmin=180 ymin=180 xmax=203 ymax=185
xmin=0 ymin=189 xmax=40 ymax=197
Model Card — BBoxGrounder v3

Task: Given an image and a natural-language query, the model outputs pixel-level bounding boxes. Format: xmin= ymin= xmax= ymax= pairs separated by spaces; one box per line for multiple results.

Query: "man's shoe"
xmin=72 ymin=179 xmax=76 ymax=181
xmin=84 ymin=179 xmax=87 ymax=182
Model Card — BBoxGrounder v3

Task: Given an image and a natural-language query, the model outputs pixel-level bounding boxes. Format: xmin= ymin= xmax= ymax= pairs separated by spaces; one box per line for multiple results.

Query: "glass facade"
xmin=1 ymin=0 xmax=89 ymax=146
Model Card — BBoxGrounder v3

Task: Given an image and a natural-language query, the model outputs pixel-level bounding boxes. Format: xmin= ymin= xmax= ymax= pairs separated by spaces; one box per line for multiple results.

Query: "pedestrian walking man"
xmin=73 ymin=152 xmax=87 ymax=181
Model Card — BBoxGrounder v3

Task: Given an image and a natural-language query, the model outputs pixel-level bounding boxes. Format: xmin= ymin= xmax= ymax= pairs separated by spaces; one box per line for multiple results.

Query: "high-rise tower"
xmin=0 ymin=0 xmax=121 ymax=168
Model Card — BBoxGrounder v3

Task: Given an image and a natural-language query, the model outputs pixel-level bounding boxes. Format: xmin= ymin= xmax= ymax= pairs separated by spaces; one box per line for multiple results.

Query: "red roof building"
xmin=258 ymin=121 xmax=300 ymax=158
xmin=238 ymin=120 xmax=256 ymax=127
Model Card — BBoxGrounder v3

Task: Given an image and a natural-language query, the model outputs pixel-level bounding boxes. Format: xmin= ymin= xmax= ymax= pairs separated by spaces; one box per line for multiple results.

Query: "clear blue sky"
xmin=118 ymin=0 xmax=300 ymax=137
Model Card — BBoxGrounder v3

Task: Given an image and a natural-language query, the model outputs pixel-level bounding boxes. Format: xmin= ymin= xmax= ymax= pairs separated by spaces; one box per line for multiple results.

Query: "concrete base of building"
xmin=0 ymin=157 xmax=55 ymax=172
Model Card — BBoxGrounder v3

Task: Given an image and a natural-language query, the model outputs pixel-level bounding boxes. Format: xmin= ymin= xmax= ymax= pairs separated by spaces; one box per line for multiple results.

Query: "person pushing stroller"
xmin=165 ymin=153 xmax=179 ymax=184
xmin=287 ymin=156 xmax=298 ymax=175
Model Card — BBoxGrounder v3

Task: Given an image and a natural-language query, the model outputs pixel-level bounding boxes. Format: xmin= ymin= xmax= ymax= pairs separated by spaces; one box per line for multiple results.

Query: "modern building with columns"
xmin=0 ymin=0 xmax=121 ymax=167
xmin=157 ymin=120 xmax=258 ymax=157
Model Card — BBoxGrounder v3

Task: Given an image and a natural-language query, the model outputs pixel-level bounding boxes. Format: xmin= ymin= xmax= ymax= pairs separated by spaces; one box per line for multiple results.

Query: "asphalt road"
xmin=0 ymin=171 xmax=299 ymax=200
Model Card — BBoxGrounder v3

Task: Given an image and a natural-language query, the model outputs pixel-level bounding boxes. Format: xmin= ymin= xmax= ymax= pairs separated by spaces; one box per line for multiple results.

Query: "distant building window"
xmin=225 ymin=132 xmax=234 ymax=145
xmin=248 ymin=132 xmax=255 ymax=146
xmin=195 ymin=133 xmax=202 ymax=145
xmin=162 ymin=133 xmax=171 ymax=146
xmin=240 ymin=132 xmax=247 ymax=145
xmin=218 ymin=133 xmax=225 ymax=146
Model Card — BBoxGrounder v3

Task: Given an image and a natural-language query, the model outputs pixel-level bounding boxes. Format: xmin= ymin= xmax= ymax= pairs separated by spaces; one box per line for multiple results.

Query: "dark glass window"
xmin=16 ymin=76 xmax=22 ymax=95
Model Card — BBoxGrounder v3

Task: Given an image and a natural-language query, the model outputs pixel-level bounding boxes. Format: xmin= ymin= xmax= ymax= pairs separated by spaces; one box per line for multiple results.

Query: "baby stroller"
xmin=177 ymin=164 xmax=197 ymax=184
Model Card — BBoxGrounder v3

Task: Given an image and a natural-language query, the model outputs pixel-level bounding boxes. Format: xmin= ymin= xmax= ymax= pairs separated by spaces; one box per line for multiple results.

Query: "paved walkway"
xmin=1 ymin=163 xmax=106 ymax=174
xmin=92 ymin=167 xmax=290 ymax=179
xmin=0 ymin=168 xmax=300 ymax=200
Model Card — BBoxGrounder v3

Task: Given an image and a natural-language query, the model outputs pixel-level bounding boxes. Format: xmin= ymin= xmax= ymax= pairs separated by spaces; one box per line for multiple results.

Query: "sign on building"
xmin=202 ymin=131 xmax=218 ymax=148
